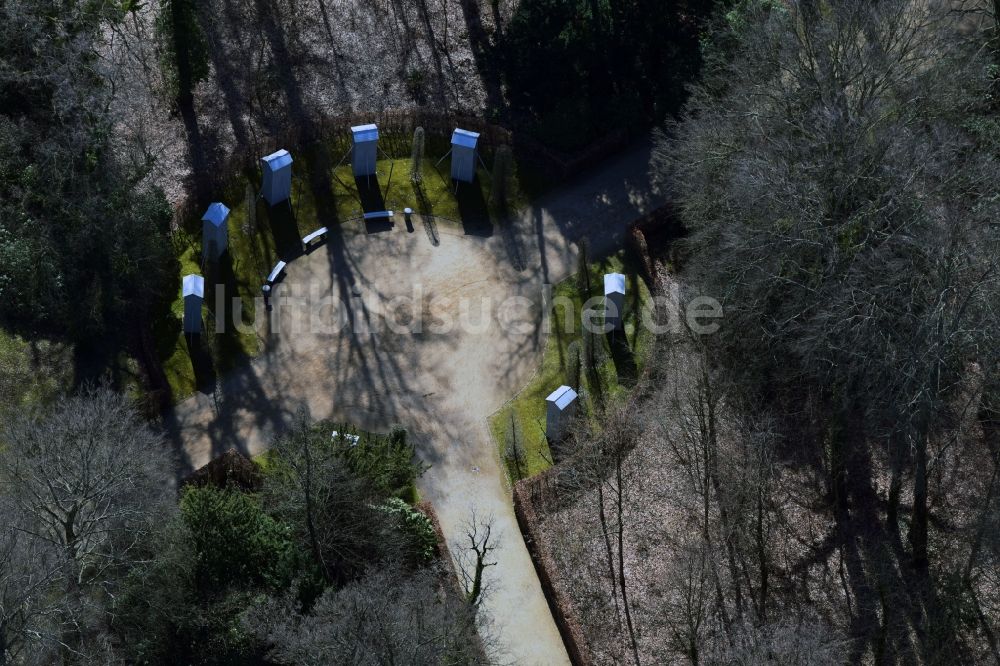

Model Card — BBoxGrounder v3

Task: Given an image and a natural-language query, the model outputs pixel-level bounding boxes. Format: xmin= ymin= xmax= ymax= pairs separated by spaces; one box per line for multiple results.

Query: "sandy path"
xmin=168 ymin=140 xmax=663 ymax=665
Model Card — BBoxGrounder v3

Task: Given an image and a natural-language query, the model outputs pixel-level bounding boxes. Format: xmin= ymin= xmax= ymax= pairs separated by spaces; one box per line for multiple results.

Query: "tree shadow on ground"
xmin=72 ymin=334 xmax=126 ymax=391
xmin=455 ymin=179 xmax=492 ymax=236
xmin=413 ymin=183 xmax=442 ymax=246
xmin=606 ymin=330 xmax=636 ymax=387
xmin=263 ymin=200 xmax=303 ymax=261
xmin=456 ymin=0 xmax=505 ymax=117
xmin=499 ymin=215 xmax=527 ymax=272
xmin=205 ymin=253 xmax=252 ymax=374
xmin=354 ymin=176 xmax=394 ymax=233
xmin=186 ymin=333 xmax=217 ymax=394
xmin=785 ymin=414 xmax=975 ymax=666
xmin=365 ymin=217 xmax=394 ymax=234
xmin=355 ymin=175 xmax=388 ymax=213
xmin=178 ymin=100 xmax=225 ymax=212
xmin=422 ymin=216 xmax=440 ymax=246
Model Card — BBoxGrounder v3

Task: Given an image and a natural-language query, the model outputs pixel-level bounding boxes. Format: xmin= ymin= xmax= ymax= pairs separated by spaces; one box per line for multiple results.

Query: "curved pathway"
xmin=168 ymin=140 xmax=664 ymax=665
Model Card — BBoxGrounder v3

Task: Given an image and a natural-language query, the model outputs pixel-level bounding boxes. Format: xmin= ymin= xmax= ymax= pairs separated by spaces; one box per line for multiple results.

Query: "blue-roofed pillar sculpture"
xmin=545 ymin=385 xmax=579 ymax=442
xmin=450 ymin=129 xmax=480 ymax=183
xmin=351 ymin=124 xmax=379 ymax=178
xmin=604 ymin=273 xmax=626 ymax=330
xmin=261 ymin=149 xmax=293 ymax=206
xmin=201 ymin=202 xmax=230 ymax=261
xmin=183 ymin=274 xmax=205 ymax=335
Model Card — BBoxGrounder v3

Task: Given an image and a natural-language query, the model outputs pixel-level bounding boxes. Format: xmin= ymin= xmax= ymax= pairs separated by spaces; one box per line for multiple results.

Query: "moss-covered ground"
xmin=0 ymin=331 xmax=72 ymax=413
xmin=489 ymin=251 xmax=654 ymax=482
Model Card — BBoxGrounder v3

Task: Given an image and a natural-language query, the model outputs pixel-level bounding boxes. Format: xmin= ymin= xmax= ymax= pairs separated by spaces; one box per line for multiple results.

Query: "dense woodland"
xmin=2 ymin=0 xmax=1000 ymax=664
xmin=539 ymin=1 xmax=1000 ymax=664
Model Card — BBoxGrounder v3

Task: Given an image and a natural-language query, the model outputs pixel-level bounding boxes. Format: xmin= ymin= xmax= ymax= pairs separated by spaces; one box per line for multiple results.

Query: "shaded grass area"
xmin=331 ymin=159 xmax=496 ymax=224
xmin=156 ymin=184 xmax=283 ymax=402
xmin=156 ymin=136 xmax=528 ymax=403
xmin=490 ymin=251 xmax=653 ymax=482
xmin=0 ymin=331 xmax=72 ymax=413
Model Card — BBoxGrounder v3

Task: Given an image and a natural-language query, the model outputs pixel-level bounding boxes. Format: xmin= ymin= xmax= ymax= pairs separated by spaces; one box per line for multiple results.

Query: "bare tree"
xmin=558 ymin=397 xmax=645 ymax=665
xmin=651 ymin=0 xmax=1000 ymax=659
xmin=661 ymin=541 xmax=713 ymax=665
xmin=249 ymin=563 xmax=488 ymax=665
xmin=0 ymin=385 xmax=175 ymax=660
xmin=604 ymin=400 xmax=643 ymax=666
xmin=706 ymin=612 xmax=850 ymax=666
xmin=0 ymin=503 xmax=67 ymax=665
xmin=457 ymin=510 xmax=498 ymax=607
xmin=656 ymin=0 xmax=1000 ymax=561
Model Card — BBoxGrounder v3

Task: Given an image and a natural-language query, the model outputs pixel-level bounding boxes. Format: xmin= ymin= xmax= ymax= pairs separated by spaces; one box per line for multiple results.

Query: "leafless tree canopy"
xmin=248 ymin=564 xmax=485 ymax=665
xmin=456 ymin=509 xmax=499 ymax=607
xmin=537 ymin=2 xmax=1000 ymax=663
xmin=0 ymin=386 xmax=175 ymax=663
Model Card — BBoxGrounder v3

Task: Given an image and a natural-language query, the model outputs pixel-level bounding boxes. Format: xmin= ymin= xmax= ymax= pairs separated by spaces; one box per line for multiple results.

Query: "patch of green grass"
xmin=0 ymin=330 xmax=72 ymax=413
xmin=330 ymin=157 xmax=526 ymax=228
xmin=157 ymin=188 xmax=275 ymax=401
xmin=158 ymin=328 xmax=196 ymax=399
xmin=490 ymin=251 xmax=653 ymax=482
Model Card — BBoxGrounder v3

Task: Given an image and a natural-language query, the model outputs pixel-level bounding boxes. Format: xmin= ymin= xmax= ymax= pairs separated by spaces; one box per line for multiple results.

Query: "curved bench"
xmin=266 ymin=260 xmax=287 ymax=285
xmin=301 ymin=227 xmax=329 ymax=251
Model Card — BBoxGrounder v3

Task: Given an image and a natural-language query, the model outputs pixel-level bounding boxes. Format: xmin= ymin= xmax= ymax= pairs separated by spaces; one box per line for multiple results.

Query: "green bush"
xmin=180 ymin=485 xmax=299 ymax=595
xmin=378 ymin=498 xmax=437 ymax=565
xmin=116 ymin=519 xmax=271 ymax=665
xmin=337 ymin=424 xmax=423 ymax=501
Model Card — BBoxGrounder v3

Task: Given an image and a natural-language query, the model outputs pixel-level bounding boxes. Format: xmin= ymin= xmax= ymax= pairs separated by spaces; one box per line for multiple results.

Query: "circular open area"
xmin=169 ymin=142 xmax=661 ymax=664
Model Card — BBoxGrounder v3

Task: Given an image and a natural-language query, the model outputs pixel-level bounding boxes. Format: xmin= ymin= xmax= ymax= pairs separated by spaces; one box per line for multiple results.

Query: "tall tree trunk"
xmin=598 ymin=482 xmax=623 ymax=631
xmin=301 ymin=439 xmax=330 ymax=583
xmin=909 ymin=433 xmax=929 ymax=571
xmin=700 ymin=364 xmax=743 ymax=620
xmin=757 ymin=492 xmax=768 ymax=622
xmin=615 ymin=455 xmax=640 ymax=666
xmin=886 ymin=435 xmax=903 ymax=535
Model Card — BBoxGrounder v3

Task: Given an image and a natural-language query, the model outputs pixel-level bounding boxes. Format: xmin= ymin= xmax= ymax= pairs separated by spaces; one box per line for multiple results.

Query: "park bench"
xmin=266 ymin=260 xmax=287 ymax=285
xmin=301 ymin=227 xmax=329 ymax=251
xmin=331 ymin=430 xmax=361 ymax=447
xmin=362 ymin=210 xmax=393 ymax=221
